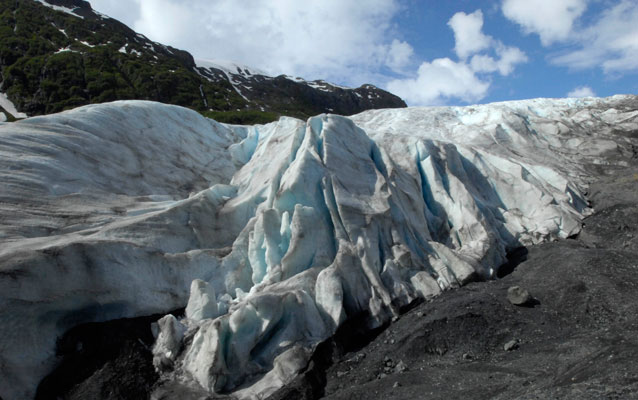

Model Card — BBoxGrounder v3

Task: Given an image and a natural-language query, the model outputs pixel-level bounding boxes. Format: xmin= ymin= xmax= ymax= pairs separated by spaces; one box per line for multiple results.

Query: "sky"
xmin=88 ymin=0 xmax=638 ymax=106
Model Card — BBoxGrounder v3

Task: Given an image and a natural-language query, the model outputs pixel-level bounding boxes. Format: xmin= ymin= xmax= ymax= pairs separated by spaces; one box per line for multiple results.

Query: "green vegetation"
xmin=200 ymin=110 xmax=280 ymax=125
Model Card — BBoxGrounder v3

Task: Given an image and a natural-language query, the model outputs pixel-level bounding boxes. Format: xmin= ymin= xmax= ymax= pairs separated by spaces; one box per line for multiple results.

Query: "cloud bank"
xmin=502 ymin=0 xmax=587 ymax=45
xmin=503 ymin=0 xmax=638 ymax=74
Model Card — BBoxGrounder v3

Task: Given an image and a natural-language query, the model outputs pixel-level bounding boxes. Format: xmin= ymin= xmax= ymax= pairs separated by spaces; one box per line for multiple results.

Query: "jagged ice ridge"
xmin=0 ymin=96 xmax=637 ymax=399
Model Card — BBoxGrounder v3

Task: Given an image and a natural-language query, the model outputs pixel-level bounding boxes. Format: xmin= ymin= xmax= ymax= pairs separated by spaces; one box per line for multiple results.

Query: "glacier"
xmin=0 ymin=96 xmax=637 ymax=399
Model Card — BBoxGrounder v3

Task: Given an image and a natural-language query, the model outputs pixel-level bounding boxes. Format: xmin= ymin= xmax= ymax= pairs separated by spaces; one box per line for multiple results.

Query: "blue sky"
xmin=391 ymin=0 xmax=638 ymax=105
xmin=89 ymin=0 xmax=638 ymax=106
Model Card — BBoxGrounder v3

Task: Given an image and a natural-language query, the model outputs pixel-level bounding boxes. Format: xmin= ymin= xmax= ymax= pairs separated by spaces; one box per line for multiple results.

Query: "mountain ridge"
xmin=0 ymin=0 xmax=406 ymax=122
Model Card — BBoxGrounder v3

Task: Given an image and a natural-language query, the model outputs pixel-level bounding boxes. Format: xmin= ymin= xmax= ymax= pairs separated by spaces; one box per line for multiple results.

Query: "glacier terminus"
xmin=1 ymin=96 xmax=637 ymax=399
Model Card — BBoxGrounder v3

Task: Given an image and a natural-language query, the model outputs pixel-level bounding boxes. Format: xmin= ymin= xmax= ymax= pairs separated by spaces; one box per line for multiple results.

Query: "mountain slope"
xmin=196 ymin=59 xmax=408 ymax=119
xmin=1 ymin=96 xmax=636 ymax=399
xmin=0 ymin=0 xmax=406 ymax=121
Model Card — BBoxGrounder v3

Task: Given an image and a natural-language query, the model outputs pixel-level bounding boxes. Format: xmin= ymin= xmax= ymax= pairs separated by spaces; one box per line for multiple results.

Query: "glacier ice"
xmin=152 ymin=314 xmax=187 ymax=371
xmin=0 ymin=96 xmax=637 ymax=399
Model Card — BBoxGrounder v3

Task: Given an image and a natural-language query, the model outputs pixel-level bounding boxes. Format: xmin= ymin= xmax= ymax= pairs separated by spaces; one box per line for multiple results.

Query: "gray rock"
xmin=395 ymin=360 xmax=408 ymax=373
xmin=348 ymin=353 xmax=366 ymax=363
xmin=507 ymin=286 xmax=533 ymax=306
xmin=504 ymin=339 xmax=519 ymax=351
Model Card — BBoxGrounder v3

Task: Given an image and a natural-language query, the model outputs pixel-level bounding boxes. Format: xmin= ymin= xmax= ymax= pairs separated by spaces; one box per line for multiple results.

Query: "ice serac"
xmin=1 ymin=96 xmax=637 ymax=400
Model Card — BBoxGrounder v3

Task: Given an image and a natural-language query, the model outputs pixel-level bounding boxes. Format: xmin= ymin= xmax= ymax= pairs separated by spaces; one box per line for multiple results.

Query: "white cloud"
xmin=89 ymin=0 xmax=137 ymax=24
xmin=502 ymin=0 xmax=638 ymax=75
xmin=494 ymin=45 xmax=528 ymax=75
xmin=567 ymin=86 xmax=596 ymax=97
xmin=387 ymin=58 xmax=490 ymax=106
xmin=388 ymin=9 xmax=526 ymax=106
xmin=448 ymin=10 xmax=492 ymax=59
xmin=134 ymin=0 xmax=198 ymax=46
xmin=470 ymin=43 xmax=527 ymax=75
xmin=89 ymin=0 xmax=404 ymax=85
xmin=551 ymin=1 xmax=638 ymax=73
xmin=502 ymin=0 xmax=587 ymax=45
xmin=386 ymin=39 xmax=414 ymax=72
xmin=88 ymin=1 xmax=529 ymax=106
xmin=470 ymin=54 xmax=498 ymax=74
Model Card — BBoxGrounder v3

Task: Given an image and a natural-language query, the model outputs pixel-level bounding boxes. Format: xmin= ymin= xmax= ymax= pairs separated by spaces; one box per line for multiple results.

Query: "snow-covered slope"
xmin=194 ymin=59 xmax=406 ymax=116
xmin=33 ymin=0 xmax=86 ymax=19
xmin=0 ymin=96 xmax=637 ymax=399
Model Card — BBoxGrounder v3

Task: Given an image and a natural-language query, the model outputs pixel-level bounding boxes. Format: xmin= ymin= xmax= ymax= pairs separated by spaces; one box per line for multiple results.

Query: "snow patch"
xmin=0 ymin=92 xmax=27 ymax=118
xmin=286 ymin=76 xmax=352 ymax=91
xmin=196 ymin=59 xmax=267 ymax=78
xmin=54 ymin=46 xmax=77 ymax=54
xmin=196 ymin=59 xmax=257 ymax=101
xmin=34 ymin=0 xmax=84 ymax=18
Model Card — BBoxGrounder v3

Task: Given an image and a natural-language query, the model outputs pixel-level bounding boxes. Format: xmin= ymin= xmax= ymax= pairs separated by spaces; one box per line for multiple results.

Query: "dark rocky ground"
xmin=36 ymin=162 xmax=638 ymax=399
xmin=270 ymin=163 xmax=638 ymax=400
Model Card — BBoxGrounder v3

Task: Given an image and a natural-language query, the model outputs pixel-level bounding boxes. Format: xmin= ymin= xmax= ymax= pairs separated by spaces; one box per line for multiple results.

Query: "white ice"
xmin=1 ymin=96 xmax=637 ymax=400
